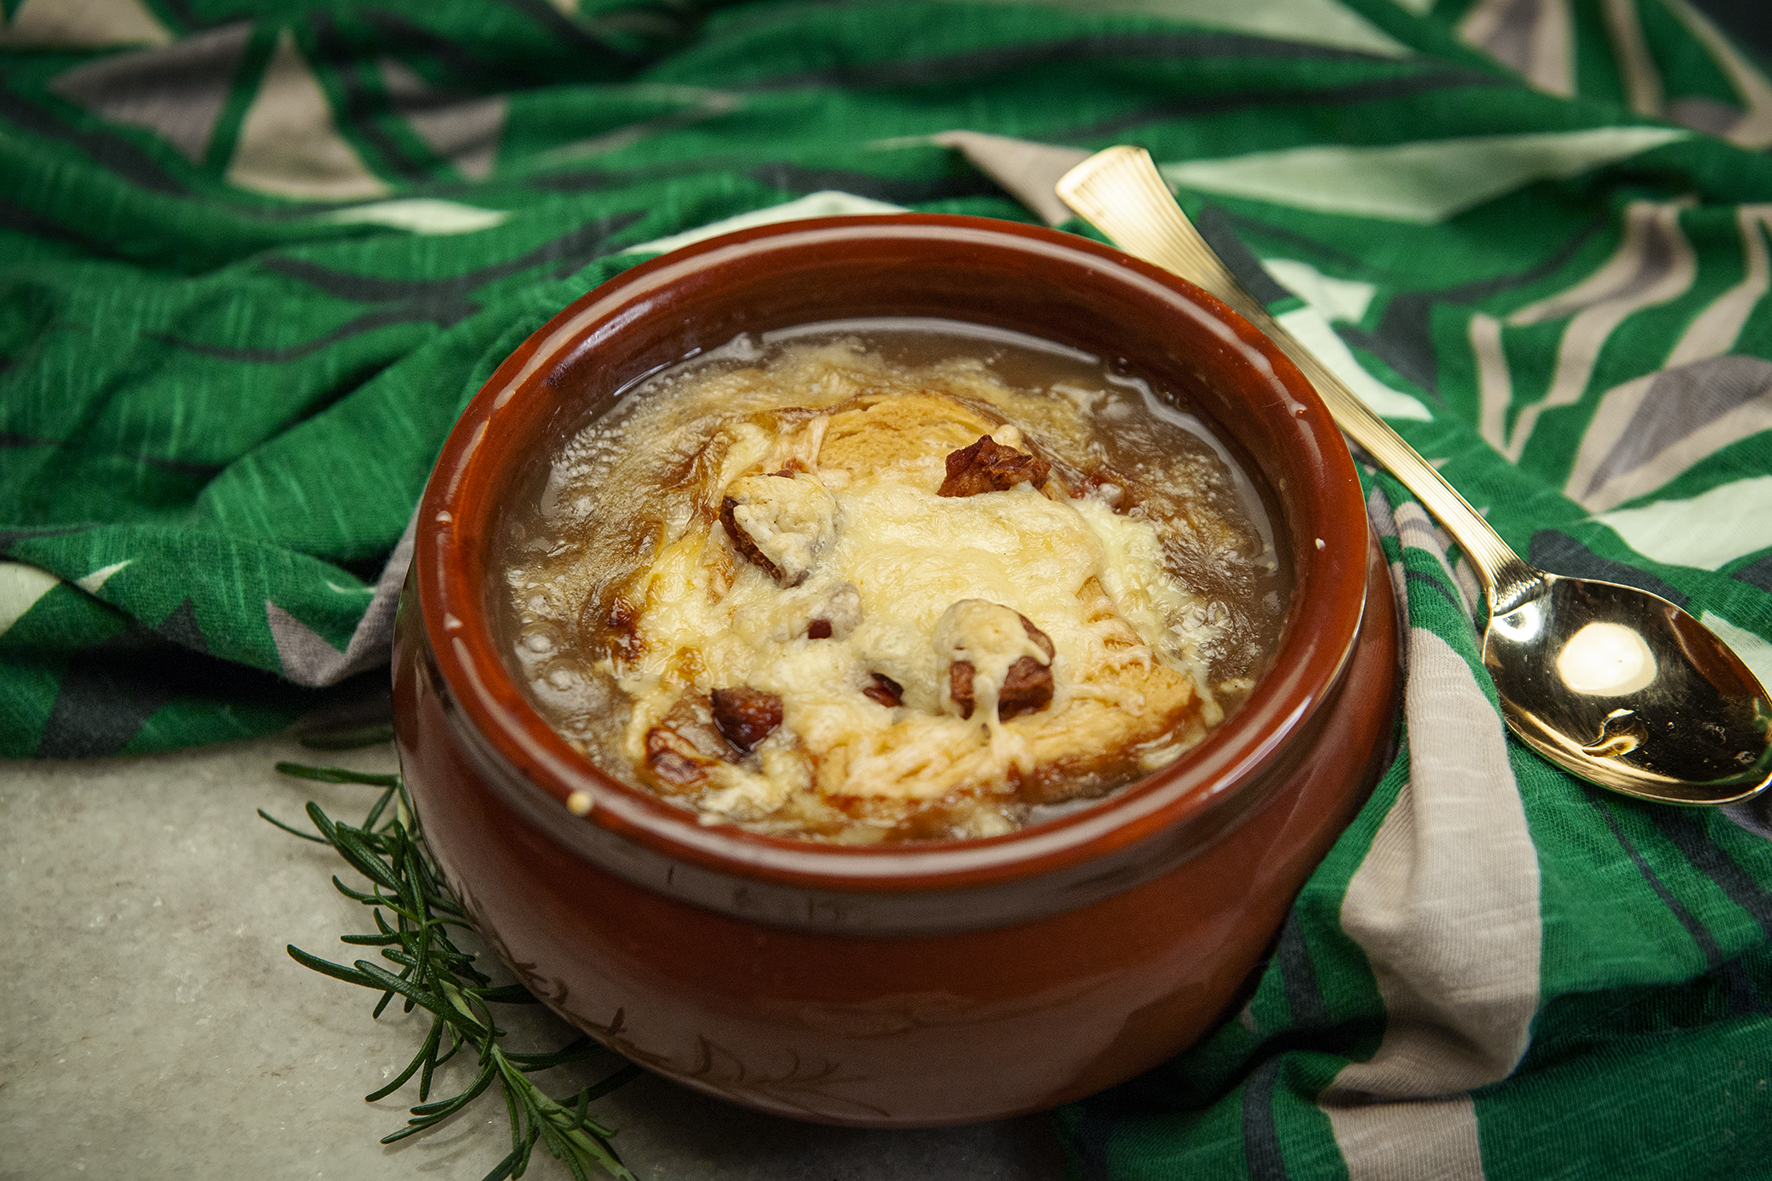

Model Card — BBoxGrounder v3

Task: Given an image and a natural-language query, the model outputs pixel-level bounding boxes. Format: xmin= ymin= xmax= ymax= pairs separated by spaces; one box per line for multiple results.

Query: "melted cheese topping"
xmin=617 ymin=407 xmax=1203 ymax=818
xmin=505 ymin=333 xmax=1284 ymax=842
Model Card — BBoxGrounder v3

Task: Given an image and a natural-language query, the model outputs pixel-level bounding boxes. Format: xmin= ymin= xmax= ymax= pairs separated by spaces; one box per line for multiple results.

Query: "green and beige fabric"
xmin=2 ymin=1 xmax=1769 ymax=1176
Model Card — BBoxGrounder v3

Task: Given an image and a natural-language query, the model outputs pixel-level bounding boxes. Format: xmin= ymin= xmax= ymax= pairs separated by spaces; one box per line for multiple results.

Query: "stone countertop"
xmin=0 ymin=735 xmax=1068 ymax=1181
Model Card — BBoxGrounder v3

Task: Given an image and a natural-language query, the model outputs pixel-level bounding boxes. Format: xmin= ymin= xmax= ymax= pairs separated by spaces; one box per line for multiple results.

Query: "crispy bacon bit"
xmin=947 ymin=661 xmax=977 ymax=720
xmin=1074 ymin=470 xmax=1138 ymax=513
xmin=710 ymin=686 xmax=782 ymax=752
xmin=800 ymin=582 xmax=861 ymax=643
xmin=719 ymin=474 xmax=838 ymax=586
xmin=1020 ymin=612 xmax=1057 ymax=660
xmin=578 ymin=579 xmax=646 ymax=663
xmin=944 ymin=611 xmax=1056 ymax=721
xmin=938 ymin=435 xmax=1051 ymax=498
xmin=643 ymin=693 xmax=733 ymax=791
xmin=645 ymin=735 xmax=711 ymax=790
xmin=862 ymin=673 xmax=903 ymax=708
xmin=999 ymin=655 xmax=1055 ymax=718
xmin=720 ymin=496 xmax=786 ymax=582
xmin=948 ymin=656 xmax=1054 ymax=720
xmin=803 ymin=581 xmax=862 ymax=641
xmin=602 ymin=596 xmax=644 ymax=661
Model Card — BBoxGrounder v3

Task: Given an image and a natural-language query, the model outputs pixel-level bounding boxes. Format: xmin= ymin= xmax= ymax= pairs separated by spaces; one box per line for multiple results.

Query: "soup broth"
xmin=497 ymin=319 xmax=1291 ymax=842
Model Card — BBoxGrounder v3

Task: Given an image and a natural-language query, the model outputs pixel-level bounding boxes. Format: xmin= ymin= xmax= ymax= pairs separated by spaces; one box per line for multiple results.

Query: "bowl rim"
xmin=411 ymin=213 xmax=1370 ymax=896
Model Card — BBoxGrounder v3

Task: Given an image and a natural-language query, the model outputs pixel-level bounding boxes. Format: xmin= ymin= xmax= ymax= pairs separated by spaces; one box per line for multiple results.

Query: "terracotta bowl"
xmin=392 ymin=215 xmax=1400 ymax=1127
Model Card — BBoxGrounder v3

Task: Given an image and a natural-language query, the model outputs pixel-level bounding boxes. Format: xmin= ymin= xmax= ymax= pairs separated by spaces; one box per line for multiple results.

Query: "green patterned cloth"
xmin=3 ymin=0 xmax=1771 ymax=1176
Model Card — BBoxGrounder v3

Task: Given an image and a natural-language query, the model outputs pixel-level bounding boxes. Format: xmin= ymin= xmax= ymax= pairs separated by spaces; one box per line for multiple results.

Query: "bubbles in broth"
xmin=497 ymin=319 xmax=1290 ymax=842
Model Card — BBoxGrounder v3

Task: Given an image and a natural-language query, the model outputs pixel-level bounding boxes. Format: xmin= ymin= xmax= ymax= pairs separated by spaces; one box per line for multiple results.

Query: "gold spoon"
xmin=1057 ymin=145 xmax=1772 ymax=806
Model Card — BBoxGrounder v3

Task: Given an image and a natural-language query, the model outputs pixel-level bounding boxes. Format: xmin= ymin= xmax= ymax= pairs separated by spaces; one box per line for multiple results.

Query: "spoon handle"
xmin=1056 ymin=146 xmax=1542 ymax=617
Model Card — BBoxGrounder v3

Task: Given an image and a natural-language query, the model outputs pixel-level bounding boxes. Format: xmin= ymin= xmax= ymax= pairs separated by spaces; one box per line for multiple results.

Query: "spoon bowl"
xmin=1488 ymin=573 xmax=1772 ymax=802
xmin=1058 ymin=145 xmax=1772 ymax=807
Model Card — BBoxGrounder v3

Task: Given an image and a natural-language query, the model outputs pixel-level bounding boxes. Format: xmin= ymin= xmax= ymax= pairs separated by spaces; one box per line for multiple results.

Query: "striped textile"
xmin=2 ymin=1 xmax=1769 ymax=1176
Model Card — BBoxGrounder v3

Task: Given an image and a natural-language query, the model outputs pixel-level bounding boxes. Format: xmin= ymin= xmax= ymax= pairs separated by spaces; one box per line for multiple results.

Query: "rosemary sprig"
xmin=267 ymin=760 xmax=641 ymax=1181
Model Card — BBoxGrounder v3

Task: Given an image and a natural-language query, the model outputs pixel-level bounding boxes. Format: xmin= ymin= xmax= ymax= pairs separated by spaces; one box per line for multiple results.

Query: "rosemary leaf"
xmin=484 ymin=1146 xmax=526 ymax=1181
xmin=407 ymin=1058 xmax=500 ymax=1118
xmin=366 ymin=1017 xmax=444 ymax=1103
xmin=256 ymin=808 xmax=327 ymax=842
xmin=330 ymin=831 xmax=403 ymax=892
xmin=362 ymin=784 xmax=398 ymax=830
xmin=576 ymin=1063 xmax=643 ymax=1104
xmin=285 ymin=945 xmax=380 ymax=989
xmin=276 ymin=761 xmax=402 ymax=787
xmin=338 ymin=932 xmax=403 ymax=946
xmin=268 ymin=760 xmax=640 ymax=1179
xmin=329 ymin=876 xmax=387 ymax=906
xmin=504 ymin=1036 xmax=601 ymax=1072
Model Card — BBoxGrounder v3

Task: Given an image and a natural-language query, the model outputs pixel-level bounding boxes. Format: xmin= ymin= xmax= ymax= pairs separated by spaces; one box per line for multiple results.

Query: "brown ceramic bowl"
xmin=392 ymin=215 xmax=1399 ymax=1126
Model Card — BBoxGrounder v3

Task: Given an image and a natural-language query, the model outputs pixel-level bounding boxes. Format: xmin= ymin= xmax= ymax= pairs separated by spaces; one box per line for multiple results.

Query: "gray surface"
xmin=0 ymin=735 xmax=1068 ymax=1180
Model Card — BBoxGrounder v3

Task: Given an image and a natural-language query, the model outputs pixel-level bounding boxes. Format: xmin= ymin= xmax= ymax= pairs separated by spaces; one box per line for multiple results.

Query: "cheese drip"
xmin=933 ymin=598 xmax=1053 ymax=768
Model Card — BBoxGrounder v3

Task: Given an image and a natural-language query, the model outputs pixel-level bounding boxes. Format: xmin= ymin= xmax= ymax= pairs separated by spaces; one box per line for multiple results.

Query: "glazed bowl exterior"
xmin=392 ymin=215 xmax=1400 ymax=1126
